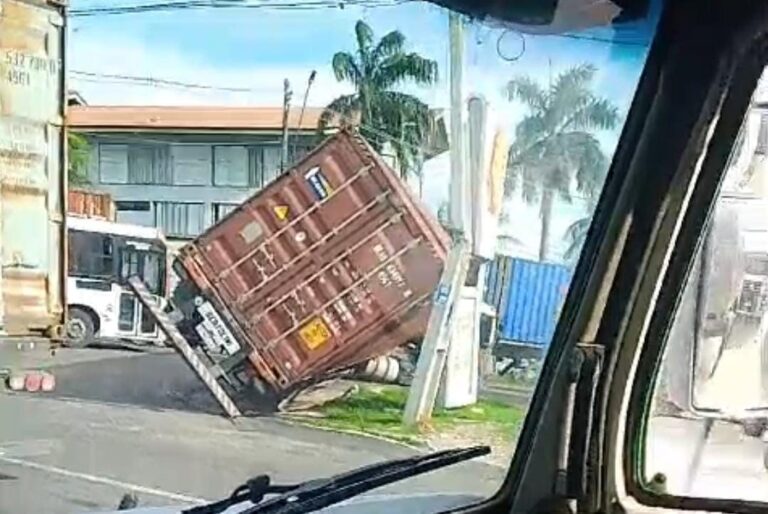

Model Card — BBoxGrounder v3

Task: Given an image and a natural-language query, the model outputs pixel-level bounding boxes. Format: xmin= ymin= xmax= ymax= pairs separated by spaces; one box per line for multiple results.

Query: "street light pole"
xmin=292 ymin=70 xmax=317 ymax=160
xmin=280 ymin=78 xmax=292 ymax=172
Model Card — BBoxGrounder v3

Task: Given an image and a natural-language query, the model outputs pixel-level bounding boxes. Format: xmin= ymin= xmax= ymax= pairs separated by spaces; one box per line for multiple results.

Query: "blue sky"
xmin=68 ymin=0 xmax=658 ymax=262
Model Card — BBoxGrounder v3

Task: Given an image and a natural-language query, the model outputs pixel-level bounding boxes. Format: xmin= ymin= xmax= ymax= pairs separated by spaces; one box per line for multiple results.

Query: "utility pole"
xmin=403 ymin=11 xmax=469 ymax=426
xmin=280 ymin=78 xmax=292 ymax=172
xmin=293 ymin=70 xmax=316 ymax=159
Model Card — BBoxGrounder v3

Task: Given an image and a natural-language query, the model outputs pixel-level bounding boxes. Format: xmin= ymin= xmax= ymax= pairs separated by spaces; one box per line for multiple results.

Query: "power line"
xmin=71 ymin=70 xmax=255 ymax=93
xmin=69 ymin=0 xmax=411 ymax=17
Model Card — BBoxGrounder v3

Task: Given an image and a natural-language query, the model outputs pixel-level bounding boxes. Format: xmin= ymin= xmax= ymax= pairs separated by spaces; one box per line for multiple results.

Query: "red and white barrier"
xmin=5 ymin=371 xmax=55 ymax=392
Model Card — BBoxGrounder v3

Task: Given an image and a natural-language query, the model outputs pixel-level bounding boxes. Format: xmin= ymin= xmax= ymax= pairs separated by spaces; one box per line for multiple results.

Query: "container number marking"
xmin=298 ymin=316 xmax=332 ymax=350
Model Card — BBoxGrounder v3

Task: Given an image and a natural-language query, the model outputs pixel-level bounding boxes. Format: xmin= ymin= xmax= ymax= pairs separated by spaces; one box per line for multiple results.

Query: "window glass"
xmin=213 ymin=202 xmax=239 ymax=222
xmin=40 ymin=1 xmax=663 ymax=512
xmin=172 ymin=145 xmax=212 ymax=185
xmin=214 ymin=146 xmax=249 ymax=186
xmin=259 ymin=146 xmax=282 ymax=186
xmin=68 ymin=230 xmax=115 ymax=278
xmin=99 ymin=144 xmax=128 ymax=183
xmin=645 ymin=75 xmax=768 ymax=502
xmin=115 ymin=201 xmax=154 ymax=226
xmin=154 ymin=201 xmax=206 ymax=237
xmin=128 ymin=144 xmax=172 ymax=184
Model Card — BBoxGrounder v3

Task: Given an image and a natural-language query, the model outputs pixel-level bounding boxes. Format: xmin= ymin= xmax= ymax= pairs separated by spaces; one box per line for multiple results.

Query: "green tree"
xmin=68 ymin=132 xmax=91 ymax=186
xmin=320 ymin=20 xmax=438 ymax=180
xmin=505 ymin=63 xmax=618 ymax=262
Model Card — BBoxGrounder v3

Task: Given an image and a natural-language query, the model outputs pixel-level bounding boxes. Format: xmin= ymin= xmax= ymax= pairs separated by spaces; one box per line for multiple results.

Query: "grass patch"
xmin=299 ymin=385 xmax=525 ymax=446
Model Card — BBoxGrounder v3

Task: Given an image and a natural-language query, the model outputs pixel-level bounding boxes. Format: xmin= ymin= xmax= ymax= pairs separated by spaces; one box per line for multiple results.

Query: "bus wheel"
xmin=66 ymin=308 xmax=95 ymax=348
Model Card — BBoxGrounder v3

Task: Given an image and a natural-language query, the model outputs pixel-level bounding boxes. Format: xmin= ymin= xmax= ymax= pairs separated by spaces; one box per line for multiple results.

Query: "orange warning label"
xmin=298 ymin=317 xmax=332 ymax=350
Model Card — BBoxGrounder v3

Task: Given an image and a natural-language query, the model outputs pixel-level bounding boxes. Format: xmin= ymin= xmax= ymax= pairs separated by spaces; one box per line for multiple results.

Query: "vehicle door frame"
xmin=615 ymin=13 xmax=768 ymax=514
xmin=115 ymin=239 xmax=166 ymax=341
xmin=444 ymin=1 xmax=768 ymax=513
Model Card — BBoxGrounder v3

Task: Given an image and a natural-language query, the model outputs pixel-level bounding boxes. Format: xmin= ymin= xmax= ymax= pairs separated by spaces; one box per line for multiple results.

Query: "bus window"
xmin=143 ymin=252 xmax=165 ymax=296
xmin=68 ymin=230 xmax=115 ymax=279
xmin=120 ymin=246 xmax=165 ymax=296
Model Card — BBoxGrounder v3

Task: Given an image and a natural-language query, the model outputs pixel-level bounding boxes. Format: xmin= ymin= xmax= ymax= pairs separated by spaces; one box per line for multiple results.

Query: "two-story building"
xmin=67 ymin=105 xmax=323 ymax=243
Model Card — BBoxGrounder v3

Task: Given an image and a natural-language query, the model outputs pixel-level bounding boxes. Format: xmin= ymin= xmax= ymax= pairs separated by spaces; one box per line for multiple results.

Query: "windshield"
xmin=2 ymin=1 xmax=660 ymax=512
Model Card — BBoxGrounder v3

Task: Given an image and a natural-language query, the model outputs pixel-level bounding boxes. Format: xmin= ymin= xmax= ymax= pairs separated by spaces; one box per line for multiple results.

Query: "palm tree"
xmin=505 ymin=63 xmax=618 ymax=262
xmin=320 ymin=20 xmax=438 ymax=181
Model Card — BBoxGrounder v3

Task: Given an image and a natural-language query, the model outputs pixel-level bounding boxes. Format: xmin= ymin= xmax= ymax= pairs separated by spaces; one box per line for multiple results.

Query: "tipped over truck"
xmin=133 ymin=130 xmax=450 ymax=413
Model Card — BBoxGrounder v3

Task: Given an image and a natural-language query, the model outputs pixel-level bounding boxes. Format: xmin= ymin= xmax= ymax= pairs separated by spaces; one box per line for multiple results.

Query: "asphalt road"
xmin=0 ymin=348 xmax=504 ymax=514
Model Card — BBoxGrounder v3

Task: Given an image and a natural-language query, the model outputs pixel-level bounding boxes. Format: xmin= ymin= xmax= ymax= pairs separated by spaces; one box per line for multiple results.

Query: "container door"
xmin=0 ymin=1 xmax=66 ymax=335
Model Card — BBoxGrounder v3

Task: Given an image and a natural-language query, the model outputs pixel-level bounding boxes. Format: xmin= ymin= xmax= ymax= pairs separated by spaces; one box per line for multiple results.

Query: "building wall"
xmin=79 ymin=131 xmax=314 ymax=240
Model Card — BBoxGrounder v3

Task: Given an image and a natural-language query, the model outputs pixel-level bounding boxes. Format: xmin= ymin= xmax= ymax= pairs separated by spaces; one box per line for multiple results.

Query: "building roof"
xmin=67 ymin=105 xmax=328 ymax=132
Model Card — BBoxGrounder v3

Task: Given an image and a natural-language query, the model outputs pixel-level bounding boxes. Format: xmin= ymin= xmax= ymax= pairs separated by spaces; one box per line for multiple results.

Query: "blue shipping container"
xmin=487 ymin=256 xmax=572 ymax=347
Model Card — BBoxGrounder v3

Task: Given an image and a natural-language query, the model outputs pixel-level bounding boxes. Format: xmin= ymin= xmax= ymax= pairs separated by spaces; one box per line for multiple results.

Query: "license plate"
xmin=196 ymin=301 xmax=241 ymax=355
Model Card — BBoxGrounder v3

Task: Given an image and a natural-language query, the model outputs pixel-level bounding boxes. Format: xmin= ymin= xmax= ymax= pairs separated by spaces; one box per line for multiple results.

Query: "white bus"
xmin=66 ymin=216 xmax=169 ymax=347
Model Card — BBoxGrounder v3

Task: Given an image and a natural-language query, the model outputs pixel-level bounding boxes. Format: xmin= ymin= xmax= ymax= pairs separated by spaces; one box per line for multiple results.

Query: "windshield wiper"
xmin=184 ymin=445 xmax=490 ymax=514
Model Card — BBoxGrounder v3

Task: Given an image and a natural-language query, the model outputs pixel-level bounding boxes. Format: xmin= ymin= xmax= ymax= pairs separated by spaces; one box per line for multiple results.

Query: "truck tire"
xmin=66 ymin=307 xmax=96 ymax=348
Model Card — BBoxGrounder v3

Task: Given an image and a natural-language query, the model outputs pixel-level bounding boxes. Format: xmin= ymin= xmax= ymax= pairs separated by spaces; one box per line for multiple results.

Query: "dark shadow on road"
xmin=46 ymin=353 xmax=228 ymax=415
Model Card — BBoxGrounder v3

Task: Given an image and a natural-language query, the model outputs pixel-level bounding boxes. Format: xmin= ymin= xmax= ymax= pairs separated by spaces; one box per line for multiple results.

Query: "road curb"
xmin=275 ymin=415 xmax=427 ymax=452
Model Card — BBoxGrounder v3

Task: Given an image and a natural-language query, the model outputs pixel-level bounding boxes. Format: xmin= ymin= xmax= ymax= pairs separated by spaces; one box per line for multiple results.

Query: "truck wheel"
xmin=66 ymin=308 xmax=96 ymax=348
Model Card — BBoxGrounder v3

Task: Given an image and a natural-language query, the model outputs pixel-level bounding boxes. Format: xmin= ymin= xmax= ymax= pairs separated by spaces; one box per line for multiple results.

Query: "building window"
xmin=172 ymin=145 xmax=212 ymax=185
xmin=213 ymin=203 xmax=239 ymax=223
xmin=99 ymin=144 xmax=129 ymax=184
xmin=128 ymin=145 xmax=172 ymax=185
xmin=115 ymin=201 xmax=153 ymax=226
xmin=253 ymin=145 xmax=283 ymax=188
xmin=214 ymin=146 xmax=249 ymax=186
xmin=155 ymin=202 xmax=206 ymax=237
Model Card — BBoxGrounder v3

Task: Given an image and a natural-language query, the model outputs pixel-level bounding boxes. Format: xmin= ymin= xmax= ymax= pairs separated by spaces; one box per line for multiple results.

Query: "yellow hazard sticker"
xmin=273 ymin=205 xmax=289 ymax=221
xmin=298 ymin=317 xmax=332 ymax=350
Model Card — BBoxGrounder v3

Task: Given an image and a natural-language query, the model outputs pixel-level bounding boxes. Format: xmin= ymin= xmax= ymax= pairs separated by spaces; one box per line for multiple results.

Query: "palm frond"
xmin=505 ymin=76 xmax=547 ymax=112
xmin=551 ymin=63 xmax=596 ymax=98
xmin=372 ymin=30 xmax=405 ymax=63
xmin=563 ymin=216 xmax=592 ymax=261
xmin=567 ymin=97 xmax=619 ymax=131
xmin=355 ymin=20 xmax=375 ymax=72
xmin=331 ymin=52 xmax=362 ymax=85
xmin=374 ymin=53 xmax=438 ymax=89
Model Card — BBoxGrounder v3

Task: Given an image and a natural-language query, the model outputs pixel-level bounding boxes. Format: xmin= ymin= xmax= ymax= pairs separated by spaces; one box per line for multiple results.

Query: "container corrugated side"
xmin=499 ymin=258 xmax=571 ymax=346
xmin=176 ymin=130 xmax=450 ymax=391
xmin=0 ymin=0 xmax=66 ymax=335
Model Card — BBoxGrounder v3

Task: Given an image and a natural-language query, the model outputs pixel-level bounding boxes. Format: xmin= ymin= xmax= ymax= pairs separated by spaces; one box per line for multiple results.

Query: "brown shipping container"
xmin=175 ymin=130 xmax=450 ymax=392
xmin=68 ymin=189 xmax=116 ymax=221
